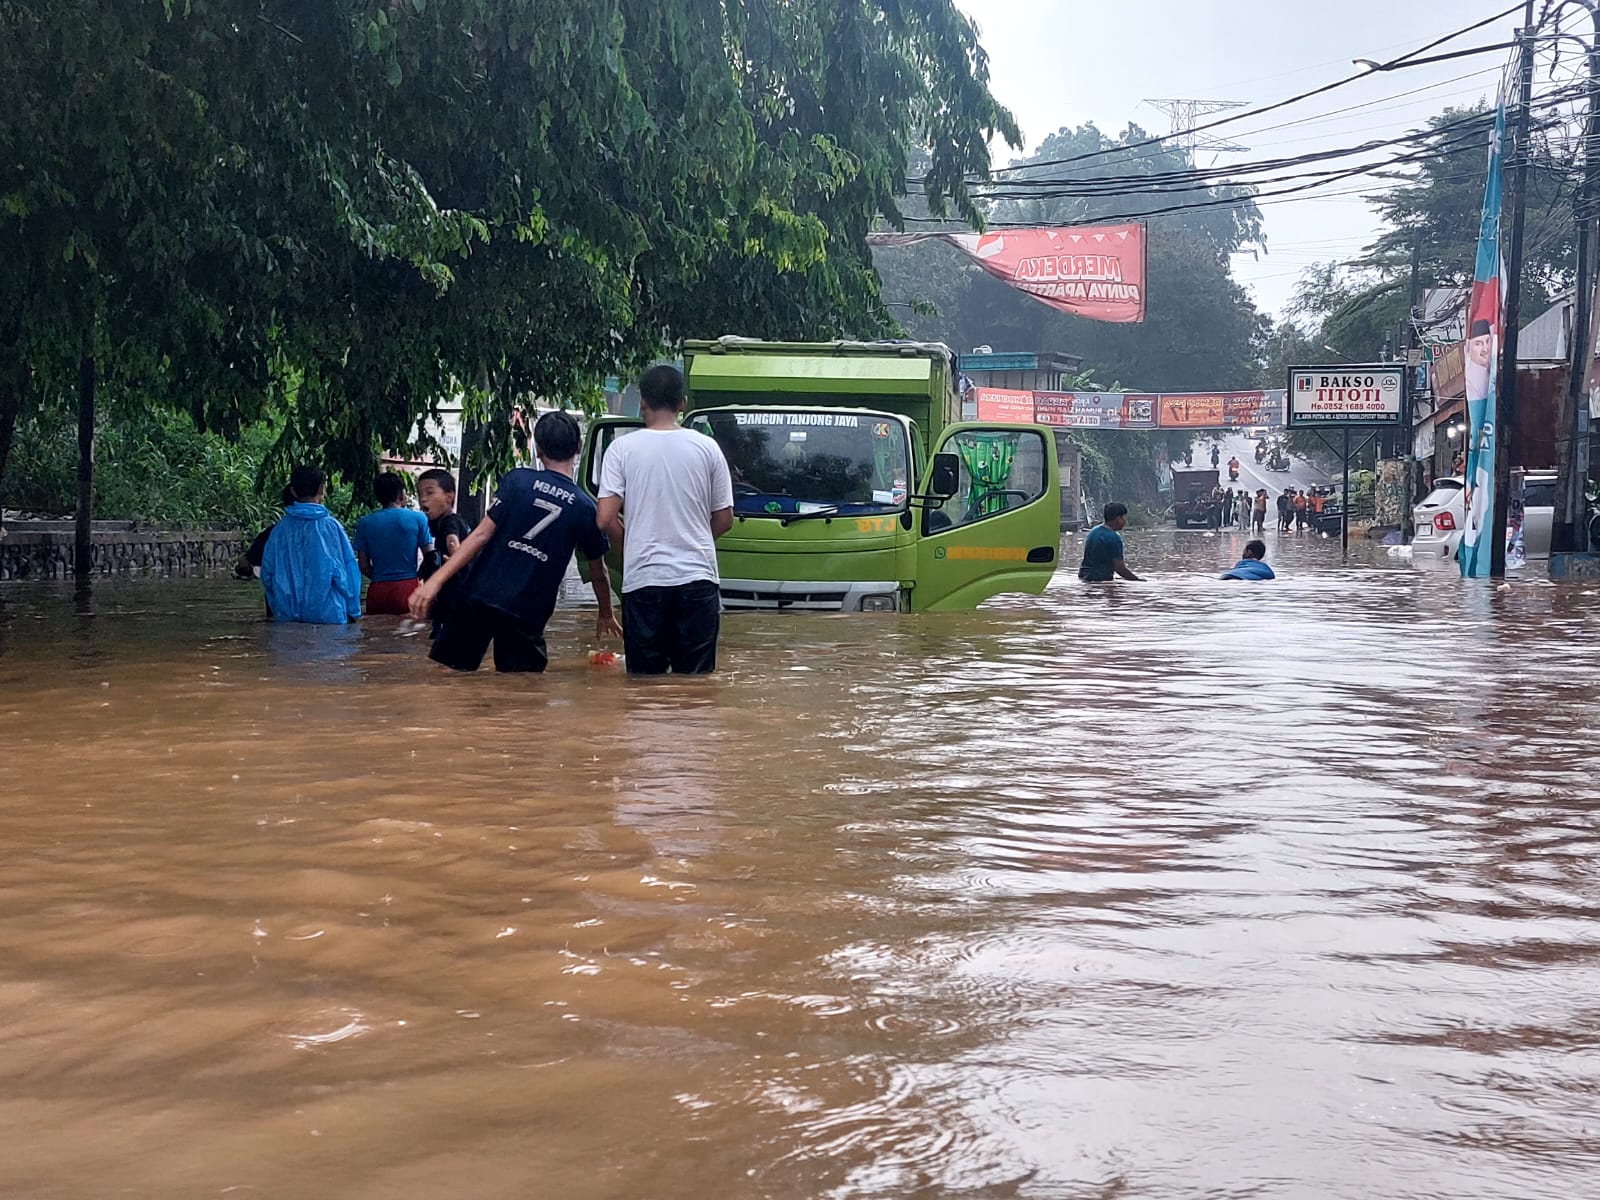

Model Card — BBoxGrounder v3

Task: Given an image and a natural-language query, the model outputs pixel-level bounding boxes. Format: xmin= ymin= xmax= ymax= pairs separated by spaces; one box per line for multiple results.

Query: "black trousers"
xmin=430 ymin=600 xmax=549 ymax=673
xmin=622 ymin=580 xmax=721 ymax=675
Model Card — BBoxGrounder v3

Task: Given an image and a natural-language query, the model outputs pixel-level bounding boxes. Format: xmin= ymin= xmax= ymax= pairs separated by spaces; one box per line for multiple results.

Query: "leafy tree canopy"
xmin=1 ymin=0 xmax=1019 ymax=497
xmin=1266 ymin=102 xmax=1578 ymax=375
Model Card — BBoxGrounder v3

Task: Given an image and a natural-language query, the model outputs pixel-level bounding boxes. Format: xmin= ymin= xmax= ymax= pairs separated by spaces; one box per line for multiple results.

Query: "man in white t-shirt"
xmin=596 ymin=365 xmax=734 ymax=674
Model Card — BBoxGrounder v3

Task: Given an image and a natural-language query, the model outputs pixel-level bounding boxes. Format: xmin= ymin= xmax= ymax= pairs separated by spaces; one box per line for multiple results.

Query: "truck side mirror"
xmin=930 ymin=453 xmax=961 ymax=498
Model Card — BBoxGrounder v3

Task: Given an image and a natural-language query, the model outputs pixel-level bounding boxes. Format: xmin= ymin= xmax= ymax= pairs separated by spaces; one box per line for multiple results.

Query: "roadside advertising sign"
xmin=869 ymin=226 xmax=1147 ymax=323
xmin=973 ymin=387 xmax=1286 ymax=430
xmin=1032 ymin=391 xmax=1156 ymax=429
xmin=973 ymin=388 xmax=1036 ymax=422
xmin=1155 ymin=390 xmax=1286 ymax=429
xmin=1286 ymin=367 xmax=1405 ymax=426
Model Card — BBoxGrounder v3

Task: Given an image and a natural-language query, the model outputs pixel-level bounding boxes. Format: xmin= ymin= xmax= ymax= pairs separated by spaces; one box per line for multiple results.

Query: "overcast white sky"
xmin=959 ymin=0 xmax=1532 ymax=318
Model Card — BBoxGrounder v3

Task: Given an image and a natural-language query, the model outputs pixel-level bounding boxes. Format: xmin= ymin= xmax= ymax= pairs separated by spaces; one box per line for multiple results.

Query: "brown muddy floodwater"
xmin=2 ymin=528 xmax=1600 ymax=1200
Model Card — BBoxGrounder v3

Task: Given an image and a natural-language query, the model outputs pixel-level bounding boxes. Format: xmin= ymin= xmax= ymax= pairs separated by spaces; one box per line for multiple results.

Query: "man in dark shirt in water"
xmin=1078 ymin=502 xmax=1142 ymax=582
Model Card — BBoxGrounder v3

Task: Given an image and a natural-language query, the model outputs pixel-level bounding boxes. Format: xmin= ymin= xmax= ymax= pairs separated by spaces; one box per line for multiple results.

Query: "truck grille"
xmin=721 ymin=587 xmax=851 ymax=612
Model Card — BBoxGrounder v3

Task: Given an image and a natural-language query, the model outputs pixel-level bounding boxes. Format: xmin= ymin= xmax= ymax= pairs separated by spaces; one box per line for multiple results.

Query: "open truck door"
xmin=914 ymin=423 xmax=1060 ymax=611
xmin=579 ymin=416 xmax=644 ymax=588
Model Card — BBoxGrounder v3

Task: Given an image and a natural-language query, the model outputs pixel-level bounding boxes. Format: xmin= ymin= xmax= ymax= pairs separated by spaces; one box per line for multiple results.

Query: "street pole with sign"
xmin=1286 ymin=366 xmax=1408 ymax=559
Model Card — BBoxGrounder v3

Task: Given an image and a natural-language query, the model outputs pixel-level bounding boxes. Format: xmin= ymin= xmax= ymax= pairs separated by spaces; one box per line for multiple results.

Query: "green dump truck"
xmin=580 ymin=338 xmax=1062 ymax=612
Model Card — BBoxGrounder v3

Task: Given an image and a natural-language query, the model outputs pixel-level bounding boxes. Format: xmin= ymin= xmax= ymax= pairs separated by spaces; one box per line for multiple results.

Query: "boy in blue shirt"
xmin=1222 ymin=540 xmax=1276 ymax=581
xmin=409 ymin=412 xmax=622 ymax=672
xmin=1078 ymin=502 xmax=1142 ymax=582
xmin=354 ymin=472 xmax=434 ymax=614
xmin=260 ymin=465 xmax=364 ymax=624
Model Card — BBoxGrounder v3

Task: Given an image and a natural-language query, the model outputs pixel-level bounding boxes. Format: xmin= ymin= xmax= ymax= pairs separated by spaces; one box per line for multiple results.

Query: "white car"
xmin=1411 ymin=472 xmax=1556 ymax=566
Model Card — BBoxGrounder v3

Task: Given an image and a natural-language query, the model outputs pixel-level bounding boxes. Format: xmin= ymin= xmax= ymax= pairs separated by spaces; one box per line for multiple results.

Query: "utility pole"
xmin=1402 ymin=234 xmax=1422 ymax=543
xmin=1555 ymin=1 xmax=1600 ymax=554
xmin=1491 ymin=0 xmax=1538 ymax=578
xmin=74 ymin=341 xmax=95 ymax=580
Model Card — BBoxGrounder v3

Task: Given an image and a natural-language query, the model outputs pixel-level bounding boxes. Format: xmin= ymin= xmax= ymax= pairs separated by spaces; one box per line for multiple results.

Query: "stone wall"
xmin=0 ymin=526 xmax=244 ymax=580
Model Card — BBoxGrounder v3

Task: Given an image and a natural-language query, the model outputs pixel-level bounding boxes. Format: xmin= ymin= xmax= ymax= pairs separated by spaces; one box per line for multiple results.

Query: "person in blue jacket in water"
xmin=1222 ymin=539 xmax=1276 ymax=581
xmin=261 ymin=465 xmax=363 ymax=623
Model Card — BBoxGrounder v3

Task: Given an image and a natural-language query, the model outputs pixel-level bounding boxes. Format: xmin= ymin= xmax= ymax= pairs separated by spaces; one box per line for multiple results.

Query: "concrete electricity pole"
xmin=1554 ymin=0 xmax=1600 ymax=554
xmin=1491 ymin=0 xmax=1538 ymax=578
xmin=1402 ymin=234 xmax=1422 ymax=544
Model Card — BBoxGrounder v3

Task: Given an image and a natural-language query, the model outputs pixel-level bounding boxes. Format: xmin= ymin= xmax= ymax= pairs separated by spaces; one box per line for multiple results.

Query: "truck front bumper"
xmin=719 ymin=579 xmax=905 ymax=613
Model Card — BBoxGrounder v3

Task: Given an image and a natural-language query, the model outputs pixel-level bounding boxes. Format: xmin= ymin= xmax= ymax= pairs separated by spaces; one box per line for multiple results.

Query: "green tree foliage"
xmin=1 ymin=0 xmax=1018 ymax=505
xmin=1365 ymin=105 xmax=1575 ymax=305
xmin=6 ymin=398 xmax=284 ymax=531
xmin=1264 ymin=103 xmax=1577 ymax=374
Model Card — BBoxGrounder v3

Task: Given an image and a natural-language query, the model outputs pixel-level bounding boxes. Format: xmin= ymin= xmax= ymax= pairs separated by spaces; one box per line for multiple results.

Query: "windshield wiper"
xmin=779 ymin=506 xmax=839 ymax=527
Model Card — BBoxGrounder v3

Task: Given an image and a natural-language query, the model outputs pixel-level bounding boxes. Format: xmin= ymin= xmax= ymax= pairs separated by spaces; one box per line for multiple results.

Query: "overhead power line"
xmin=987 ymin=2 xmax=1528 ymax=179
xmin=902 ymin=86 xmax=1585 ymax=210
xmin=897 ymin=104 xmax=1581 ymax=231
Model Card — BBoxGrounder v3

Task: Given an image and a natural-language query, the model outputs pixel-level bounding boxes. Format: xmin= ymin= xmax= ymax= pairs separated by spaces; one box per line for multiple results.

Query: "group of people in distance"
xmin=244 ymin=365 xmax=736 ymax=676
xmin=1201 ymin=485 xmax=1332 ymax=536
xmin=1204 ymin=487 xmax=1268 ymax=534
xmin=1078 ymin=502 xmax=1275 ymax=583
xmin=1275 ymin=487 xmax=1328 ymax=532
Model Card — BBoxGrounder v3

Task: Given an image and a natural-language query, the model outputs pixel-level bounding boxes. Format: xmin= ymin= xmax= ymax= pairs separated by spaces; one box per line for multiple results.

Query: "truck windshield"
xmin=689 ymin=410 xmax=911 ymax=517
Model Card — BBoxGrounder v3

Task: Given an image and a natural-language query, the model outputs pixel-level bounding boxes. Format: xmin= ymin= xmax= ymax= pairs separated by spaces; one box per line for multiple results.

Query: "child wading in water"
xmin=409 ymin=412 xmax=621 ymax=672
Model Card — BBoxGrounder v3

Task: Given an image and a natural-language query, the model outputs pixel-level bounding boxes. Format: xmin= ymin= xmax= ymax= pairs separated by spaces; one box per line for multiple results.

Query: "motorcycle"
xmin=1254 ymin=442 xmax=1267 ymax=463
xmin=1228 ymin=464 xmax=1240 ymax=482
xmin=1268 ymin=450 xmax=1290 ymax=472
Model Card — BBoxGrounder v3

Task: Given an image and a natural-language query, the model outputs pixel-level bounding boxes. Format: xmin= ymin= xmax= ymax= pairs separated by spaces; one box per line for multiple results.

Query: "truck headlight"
xmin=860 ymin=593 xmax=898 ymax=612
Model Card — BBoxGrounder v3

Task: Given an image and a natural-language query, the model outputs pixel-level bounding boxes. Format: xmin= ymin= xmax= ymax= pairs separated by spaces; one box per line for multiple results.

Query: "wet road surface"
xmin=1 ymin=531 xmax=1598 ymax=1199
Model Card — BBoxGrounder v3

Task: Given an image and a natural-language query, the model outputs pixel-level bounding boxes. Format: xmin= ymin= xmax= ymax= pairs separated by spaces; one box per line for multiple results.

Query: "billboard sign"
xmin=1155 ymin=390 xmax=1285 ymax=429
xmin=1032 ymin=391 xmax=1156 ymax=430
xmin=868 ymin=225 xmax=1147 ymax=323
xmin=1286 ymin=367 xmax=1405 ymax=426
xmin=974 ymin=387 xmax=1287 ymax=430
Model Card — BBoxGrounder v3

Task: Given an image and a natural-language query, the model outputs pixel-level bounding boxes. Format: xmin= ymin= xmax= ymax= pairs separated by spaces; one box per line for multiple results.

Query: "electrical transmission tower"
xmin=1143 ymin=98 xmax=1250 ymax=161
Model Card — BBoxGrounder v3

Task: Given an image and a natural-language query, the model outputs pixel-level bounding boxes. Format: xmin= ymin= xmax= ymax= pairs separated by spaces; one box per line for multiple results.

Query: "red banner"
xmin=973 ymin=388 xmax=1035 ymax=422
xmin=869 ymin=225 xmax=1147 ymax=323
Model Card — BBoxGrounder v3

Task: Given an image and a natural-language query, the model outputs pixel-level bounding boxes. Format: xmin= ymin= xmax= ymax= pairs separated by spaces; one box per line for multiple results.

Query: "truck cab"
xmin=581 ymin=340 xmax=1062 ymax=612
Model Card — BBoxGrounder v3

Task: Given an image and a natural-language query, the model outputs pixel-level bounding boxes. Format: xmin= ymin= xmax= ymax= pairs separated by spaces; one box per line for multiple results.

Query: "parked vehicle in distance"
xmin=1411 ymin=472 xmax=1556 ymax=566
xmin=1172 ymin=468 xmax=1219 ymax=528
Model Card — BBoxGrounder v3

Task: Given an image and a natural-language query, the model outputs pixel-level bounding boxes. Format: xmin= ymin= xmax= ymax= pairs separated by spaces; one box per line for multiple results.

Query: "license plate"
xmin=1419 ymin=522 xmax=1433 ymax=535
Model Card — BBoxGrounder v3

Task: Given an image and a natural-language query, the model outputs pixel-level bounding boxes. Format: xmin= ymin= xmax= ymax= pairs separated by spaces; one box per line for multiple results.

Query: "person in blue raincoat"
xmin=261 ymin=465 xmax=363 ymax=624
xmin=1222 ymin=540 xmax=1276 ymax=581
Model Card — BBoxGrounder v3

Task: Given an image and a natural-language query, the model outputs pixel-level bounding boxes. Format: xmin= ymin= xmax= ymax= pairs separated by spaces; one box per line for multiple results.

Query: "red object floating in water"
xmin=588 ymin=651 xmax=618 ymax=667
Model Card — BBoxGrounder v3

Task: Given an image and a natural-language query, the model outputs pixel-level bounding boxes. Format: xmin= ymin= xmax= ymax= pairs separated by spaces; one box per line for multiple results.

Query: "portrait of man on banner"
xmin=1460 ymin=312 xmax=1498 ymax=568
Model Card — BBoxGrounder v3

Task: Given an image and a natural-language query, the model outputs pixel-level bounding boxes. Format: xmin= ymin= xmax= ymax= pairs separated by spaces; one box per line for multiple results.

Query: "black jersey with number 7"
xmin=465 ymin=468 xmax=610 ymax=628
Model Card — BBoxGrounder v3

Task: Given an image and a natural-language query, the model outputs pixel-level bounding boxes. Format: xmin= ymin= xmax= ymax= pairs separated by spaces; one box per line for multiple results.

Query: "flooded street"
xmin=3 ymin=528 xmax=1600 ymax=1199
